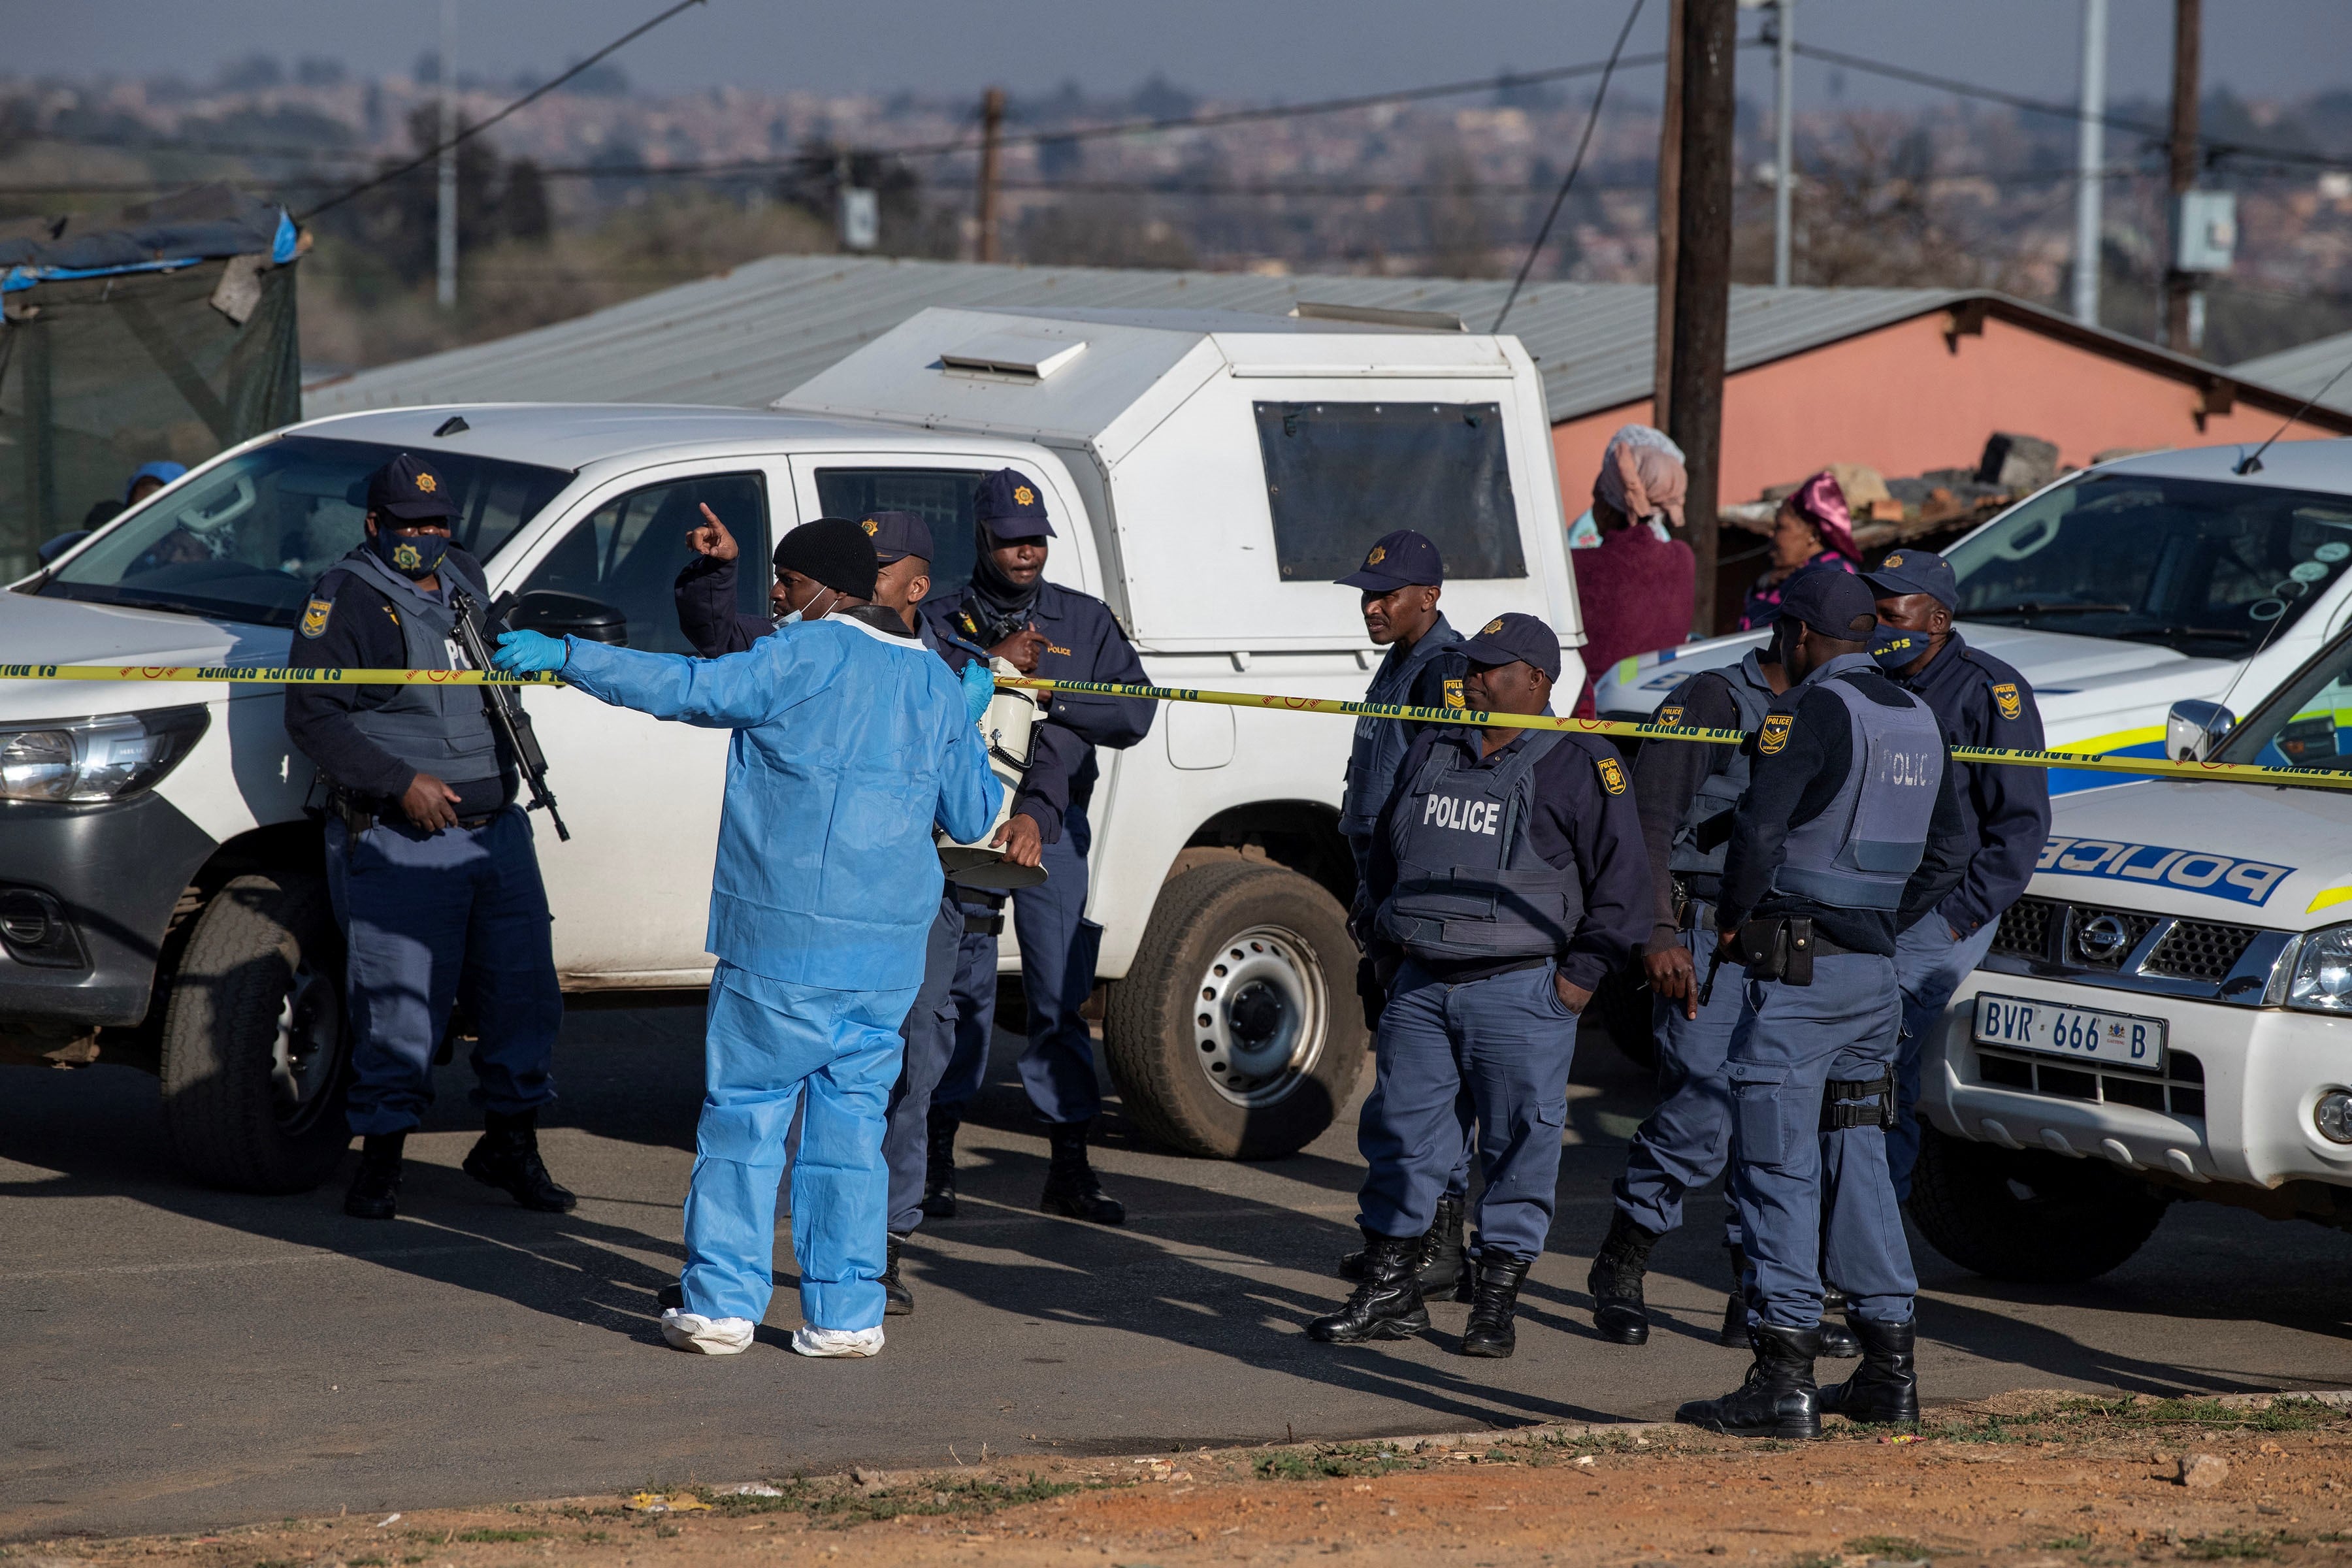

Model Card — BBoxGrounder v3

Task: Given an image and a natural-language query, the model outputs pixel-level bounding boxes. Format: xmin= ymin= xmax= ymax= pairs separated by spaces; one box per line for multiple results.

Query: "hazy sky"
xmin=17 ymin=1 xmax=2352 ymax=116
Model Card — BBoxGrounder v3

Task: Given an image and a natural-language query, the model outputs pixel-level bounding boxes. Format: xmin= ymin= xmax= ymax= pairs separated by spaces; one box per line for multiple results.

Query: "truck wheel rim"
xmin=1192 ymin=924 xmax=1324 ymax=1108
xmin=270 ymin=958 xmax=342 ymax=1134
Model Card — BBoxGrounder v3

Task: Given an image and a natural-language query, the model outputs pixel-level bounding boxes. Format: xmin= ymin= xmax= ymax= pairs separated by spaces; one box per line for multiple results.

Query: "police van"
xmin=1911 ymin=617 xmax=2352 ymax=1279
xmin=0 ymin=304 xmax=1578 ymax=1190
xmin=1595 ymin=441 xmax=2352 ymax=796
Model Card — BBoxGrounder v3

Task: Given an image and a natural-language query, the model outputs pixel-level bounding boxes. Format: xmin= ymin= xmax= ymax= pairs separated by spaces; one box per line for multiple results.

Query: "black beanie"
xmin=770 ymin=517 xmax=878 ymax=600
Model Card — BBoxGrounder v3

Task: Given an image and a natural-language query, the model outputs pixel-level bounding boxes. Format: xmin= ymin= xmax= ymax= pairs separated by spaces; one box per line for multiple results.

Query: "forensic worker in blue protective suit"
xmin=1330 ymin=529 xmax=1476 ymax=1300
xmin=284 ymin=453 xmax=570 ymax=1224
xmin=919 ymin=469 xmax=1156 ymax=1227
xmin=661 ymin=504 xmax=1024 ymax=1315
xmin=1312 ymin=613 xmax=1648 ymax=1358
xmin=496 ymin=518 xmax=1000 ymax=1360
xmin=1862 ymin=549 xmax=2049 ymax=1200
xmin=1676 ymin=571 xmax=1967 ymax=1439
xmin=1588 ymin=630 xmax=1801 ymax=1349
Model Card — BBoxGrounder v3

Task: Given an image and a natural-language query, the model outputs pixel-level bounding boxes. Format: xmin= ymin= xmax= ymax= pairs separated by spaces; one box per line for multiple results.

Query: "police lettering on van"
xmin=2033 ymin=836 xmax=2294 ymax=906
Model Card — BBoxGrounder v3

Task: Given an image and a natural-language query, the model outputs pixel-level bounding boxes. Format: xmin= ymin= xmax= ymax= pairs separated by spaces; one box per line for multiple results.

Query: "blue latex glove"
xmin=962 ymin=658 xmax=997 ymax=724
xmin=494 ymin=629 xmax=569 ymax=674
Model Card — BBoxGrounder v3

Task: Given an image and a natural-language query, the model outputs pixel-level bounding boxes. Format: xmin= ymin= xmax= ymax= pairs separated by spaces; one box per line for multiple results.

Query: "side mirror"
xmin=510 ymin=589 xmax=628 ymax=647
xmin=37 ymin=530 xmax=91 ymax=565
xmin=2167 ymin=698 xmax=2236 ymax=761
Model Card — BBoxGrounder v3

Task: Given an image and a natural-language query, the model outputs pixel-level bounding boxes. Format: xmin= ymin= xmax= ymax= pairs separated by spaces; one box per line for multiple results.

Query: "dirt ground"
xmin=9 ymin=1391 xmax=2350 ymax=1568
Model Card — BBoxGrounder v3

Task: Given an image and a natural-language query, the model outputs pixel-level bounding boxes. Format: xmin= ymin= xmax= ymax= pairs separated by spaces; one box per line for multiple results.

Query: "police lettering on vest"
xmin=1378 ymin=732 xmax=1581 ymax=962
xmin=1769 ymin=662 xmax=1945 ymax=911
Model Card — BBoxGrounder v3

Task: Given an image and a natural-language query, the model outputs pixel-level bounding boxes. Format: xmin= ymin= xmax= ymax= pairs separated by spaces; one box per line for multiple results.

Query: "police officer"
xmin=1588 ymin=629 xmax=1794 ymax=1348
xmin=1311 ymin=613 xmax=1648 ymax=1357
xmin=922 ymin=470 xmax=1156 ymax=1224
xmin=1676 ymin=572 xmax=1966 ymax=1439
xmin=284 ymin=453 xmax=570 ymax=1222
xmin=665 ymin=507 xmax=1012 ymax=1315
xmin=1331 ymin=530 xmax=1473 ymax=1298
xmin=1863 ymin=548 xmax=2050 ymax=1199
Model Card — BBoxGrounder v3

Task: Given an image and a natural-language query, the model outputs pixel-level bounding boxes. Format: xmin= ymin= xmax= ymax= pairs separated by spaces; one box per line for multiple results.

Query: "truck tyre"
xmin=159 ymin=872 xmax=352 ymax=1194
xmin=1593 ymin=966 xmax=1658 ymax=1073
xmin=1906 ymin=1124 xmax=2168 ymax=1283
xmin=1105 ymin=862 xmax=1367 ymax=1160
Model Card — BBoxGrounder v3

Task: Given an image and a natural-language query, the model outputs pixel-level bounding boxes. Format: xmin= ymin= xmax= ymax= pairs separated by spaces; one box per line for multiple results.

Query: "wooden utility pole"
xmin=1652 ymin=0 xmax=1684 ymax=432
xmin=977 ymin=86 xmax=1006 ymax=263
xmin=1668 ymin=0 xmax=1735 ymax=634
xmin=2163 ymin=0 xmax=2201 ymax=351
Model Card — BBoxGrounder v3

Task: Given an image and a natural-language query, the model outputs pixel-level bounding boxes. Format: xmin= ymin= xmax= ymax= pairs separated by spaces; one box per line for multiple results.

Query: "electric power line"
xmin=1493 ymin=0 xmax=1645 ymax=331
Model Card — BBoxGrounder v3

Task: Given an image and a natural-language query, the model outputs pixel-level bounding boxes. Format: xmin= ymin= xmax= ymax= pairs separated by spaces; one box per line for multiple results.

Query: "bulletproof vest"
xmin=1376 ymin=729 xmax=1580 ymax=963
xmin=336 ymin=547 xmax=504 ymax=791
xmin=1770 ymin=654 xmax=1946 ymax=911
xmin=1666 ymin=651 xmax=1777 ymax=881
xmin=1338 ymin=614 xmax=1457 ymax=841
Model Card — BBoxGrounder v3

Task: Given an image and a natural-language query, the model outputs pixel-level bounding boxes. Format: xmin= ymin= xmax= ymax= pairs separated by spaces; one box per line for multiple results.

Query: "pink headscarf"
xmin=1593 ymin=425 xmax=1688 ymax=533
xmin=1788 ymin=470 xmax=1857 ymax=560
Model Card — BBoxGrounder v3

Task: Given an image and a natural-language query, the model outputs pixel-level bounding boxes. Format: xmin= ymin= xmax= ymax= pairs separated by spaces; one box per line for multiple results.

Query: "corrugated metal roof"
xmin=301 ymin=253 xmax=1968 ymax=423
xmin=2233 ymin=331 xmax=2352 ymax=417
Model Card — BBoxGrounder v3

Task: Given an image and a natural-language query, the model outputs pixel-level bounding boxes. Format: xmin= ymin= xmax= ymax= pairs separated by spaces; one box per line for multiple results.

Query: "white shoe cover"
xmin=661 ymin=1309 xmax=755 ymax=1355
xmin=791 ymin=1324 xmax=885 ymax=1358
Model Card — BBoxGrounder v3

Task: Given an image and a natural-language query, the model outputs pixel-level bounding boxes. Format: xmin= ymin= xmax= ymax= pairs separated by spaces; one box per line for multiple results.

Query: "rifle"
xmin=449 ymin=589 xmax=570 ymax=842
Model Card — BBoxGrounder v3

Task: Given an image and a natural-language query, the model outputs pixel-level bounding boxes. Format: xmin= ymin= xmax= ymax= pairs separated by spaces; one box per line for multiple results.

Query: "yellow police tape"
xmin=3 ymin=661 xmax=2346 ymax=793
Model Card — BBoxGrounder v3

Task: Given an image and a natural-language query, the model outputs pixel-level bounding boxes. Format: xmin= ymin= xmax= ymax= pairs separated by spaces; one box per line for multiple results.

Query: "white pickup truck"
xmin=1596 ymin=441 xmax=2352 ymax=796
xmin=0 ymin=302 xmax=1580 ymax=1190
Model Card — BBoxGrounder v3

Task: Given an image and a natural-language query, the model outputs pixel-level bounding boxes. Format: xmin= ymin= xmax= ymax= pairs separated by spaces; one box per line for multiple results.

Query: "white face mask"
xmin=776 ymin=587 xmax=840 ymax=627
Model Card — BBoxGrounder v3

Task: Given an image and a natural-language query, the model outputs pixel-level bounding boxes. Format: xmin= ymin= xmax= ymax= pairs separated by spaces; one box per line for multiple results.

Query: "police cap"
xmin=860 ymin=510 xmax=934 ymax=564
xmin=365 ymin=452 xmax=457 ymax=521
xmin=1863 ymin=547 xmax=1959 ymax=612
xmin=1777 ymin=567 xmax=1879 ymax=642
xmin=1459 ymin=611 xmax=1561 ymax=682
xmin=1335 ymin=529 xmax=1444 ymax=593
xmin=975 ymin=469 xmax=1055 ymax=540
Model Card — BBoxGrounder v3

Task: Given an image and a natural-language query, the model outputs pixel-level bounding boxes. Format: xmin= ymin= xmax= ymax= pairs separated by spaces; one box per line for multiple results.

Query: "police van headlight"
xmin=0 ymin=705 xmax=210 ymax=803
xmin=2281 ymin=922 xmax=2352 ymax=1015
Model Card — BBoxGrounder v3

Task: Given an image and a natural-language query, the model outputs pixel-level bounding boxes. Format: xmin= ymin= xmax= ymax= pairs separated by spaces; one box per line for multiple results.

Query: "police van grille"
xmin=2066 ymin=906 xmax=2161 ymax=969
xmin=1992 ymin=897 xmax=2058 ymax=961
xmin=2142 ymin=920 xmax=2261 ymax=984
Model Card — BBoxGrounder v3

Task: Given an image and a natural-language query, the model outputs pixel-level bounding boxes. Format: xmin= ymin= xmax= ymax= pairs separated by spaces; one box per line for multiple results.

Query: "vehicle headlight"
xmin=0 ymin=705 xmax=209 ymax=803
xmin=2282 ymin=922 xmax=2352 ymax=1015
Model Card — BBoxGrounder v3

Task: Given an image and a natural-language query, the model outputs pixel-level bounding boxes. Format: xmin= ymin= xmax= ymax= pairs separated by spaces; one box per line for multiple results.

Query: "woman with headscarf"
xmin=1738 ymin=469 xmax=1859 ymax=632
xmin=1569 ymin=425 xmax=1697 ymax=717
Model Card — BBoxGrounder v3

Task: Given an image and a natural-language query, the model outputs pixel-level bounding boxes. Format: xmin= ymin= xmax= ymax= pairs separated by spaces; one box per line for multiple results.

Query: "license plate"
xmin=1972 ymin=993 xmax=2166 ymax=1070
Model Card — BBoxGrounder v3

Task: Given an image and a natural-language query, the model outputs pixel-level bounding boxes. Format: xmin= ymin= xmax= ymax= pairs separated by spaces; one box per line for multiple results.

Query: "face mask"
xmin=372 ymin=527 xmax=448 ymax=581
xmin=776 ymin=588 xmax=838 ymax=627
xmin=1872 ymin=623 xmax=1926 ymax=672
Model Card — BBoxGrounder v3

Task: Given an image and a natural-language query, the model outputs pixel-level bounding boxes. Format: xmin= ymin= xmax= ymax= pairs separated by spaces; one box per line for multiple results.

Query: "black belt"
xmin=962 ymin=909 xmax=1005 ymax=936
xmin=1822 ymin=1067 xmax=1898 ymax=1131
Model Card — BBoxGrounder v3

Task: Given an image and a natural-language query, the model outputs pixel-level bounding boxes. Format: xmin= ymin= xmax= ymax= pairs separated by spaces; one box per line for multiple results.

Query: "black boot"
xmin=1587 ymin=1211 xmax=1662 ymax=1346
xmin=881 ymin=1232 xmax=915 ymax=1316
xmin=344 ymin=1133 xmax=405 ymax=1220
xmin=1719 ymin=1243 xmax=1751 ymax=1347
xmin=922 ymin=1108 xmax=960 ymax=1218
xmin=1818 ymin=1316 xmax=1919 ymax=1426
xmin=1458 ymin=1250 xmax=1534 ymax=1358
xmin=1337 ymin=1192 xmax=1466 ymax=1294
xmin=657 ymin=1280 xmax=683 ymax=1310
xmin=462 ymin=1109 xmax=577 ymax=1213
xmin=1307 ymin=1229 xmax=1431 ymax=1343
xmin=1039 ymin=1121 xmax=1124 ymax=1224
xmin=1818 ymin=1286 xmax=1862 ymax=1359
xmin=1676 ymin=1323 xmax=1823 ymax=1439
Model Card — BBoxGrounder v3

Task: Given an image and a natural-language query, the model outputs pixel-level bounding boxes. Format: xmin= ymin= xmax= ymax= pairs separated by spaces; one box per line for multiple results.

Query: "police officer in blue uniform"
xmin=284 ymin=453 xmax=570 ymax=1222
xmin=1311 ymin=613 xmax=1648 ymax=1357
xmin=1677 ymin=572 xmax=1967 ymax=1438
xmin=667 ymin=505 xmax=1011 ymax=1313
xmin=1863 ymin=549 xmax=2050 ymax=1199
xmin=1588 ymin=631 xmax=1793 ymax=1348
xmin=921 ymin=470 xmax=1156 ymax=1225
xmin=1331 ymin=530 xmax=1475 ymax=1298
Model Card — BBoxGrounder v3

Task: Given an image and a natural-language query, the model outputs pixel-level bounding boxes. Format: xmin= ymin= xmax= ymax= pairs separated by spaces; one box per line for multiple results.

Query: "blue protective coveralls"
xmin=1882 ymin=632 xmax=2048 ymax=1198
xmin=1714 ymin=653 xmax=1967 ymax=1330
xmin=284 ymin=544 xmax=562 ymax=1137
xmin=1359 ymin=725 xmax=1648 ymax=1260
xmin=560 ymin=610 xmax=999 ymax=1331
xmin=1614 ymin=650 xmax=1778 ymax=1245
xmin=921 ymin=580 xmax=1155 ymax=1126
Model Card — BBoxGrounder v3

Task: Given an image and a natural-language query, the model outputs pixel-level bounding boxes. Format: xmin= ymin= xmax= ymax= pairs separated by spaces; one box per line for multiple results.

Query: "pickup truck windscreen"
xmin=33 ymin=436 xmax=572 ymax=630
xmin=1945 ymin=471 xmax=2352 ymax=659
xmin=1254 ymin=402 xmax=1525 ymax=581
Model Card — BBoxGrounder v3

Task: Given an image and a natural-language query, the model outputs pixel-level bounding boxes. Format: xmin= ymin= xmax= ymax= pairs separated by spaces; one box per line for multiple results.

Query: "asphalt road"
xmin=6 ymin=1001 xmax=2349 ymax=1542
